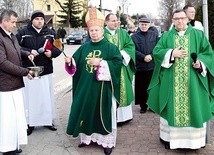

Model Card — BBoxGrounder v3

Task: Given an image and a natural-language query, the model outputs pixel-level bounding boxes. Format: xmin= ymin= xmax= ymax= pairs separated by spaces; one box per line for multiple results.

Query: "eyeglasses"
xmin=173 ymin=17 xmax=187 ymax=21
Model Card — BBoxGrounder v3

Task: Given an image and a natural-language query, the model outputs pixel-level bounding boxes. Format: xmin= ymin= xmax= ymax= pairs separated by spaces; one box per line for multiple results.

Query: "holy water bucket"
xmin=27 ymin=66 xmax=44 ymax=79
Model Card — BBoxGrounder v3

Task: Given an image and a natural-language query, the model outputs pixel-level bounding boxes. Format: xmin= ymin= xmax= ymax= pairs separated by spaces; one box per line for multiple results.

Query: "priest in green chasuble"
xmin=147 ymin=9 xmax=214 ymax=150
xmin=104 ymin=13 xmax=136 ymax=124
xmin=64 ymin=7 xmax=122 ymax=155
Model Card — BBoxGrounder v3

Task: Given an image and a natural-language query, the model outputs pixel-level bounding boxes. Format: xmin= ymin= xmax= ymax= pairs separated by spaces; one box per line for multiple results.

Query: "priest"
xmin=147 ymin=9 xmax=214 ymax=150
xmin=104 ymin=13 xmax=136 ymax=124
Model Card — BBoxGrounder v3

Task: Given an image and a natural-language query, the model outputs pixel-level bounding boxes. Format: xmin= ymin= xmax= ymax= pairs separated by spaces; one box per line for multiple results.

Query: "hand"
xmin=88 ymin=57 xmax=102 ymax=66
xmin=44 ymin=49 xmax=52 ymax=58
xmin=172 ymin=47 xmax=187 ymax=58
xmin=27 ymin=70 xmax=34 ymax=80
xmin=31 ymin=49 xmax=39 ymax=57
xmin=192 ymin=60 xmax=201 ymax=69
xmin=28 ymin=54 xmax=34 ymax=61
xmin=144 ymin=55 xmax=152 ymax=62
xmin=64 ymin=56 xmax=72 ymax=64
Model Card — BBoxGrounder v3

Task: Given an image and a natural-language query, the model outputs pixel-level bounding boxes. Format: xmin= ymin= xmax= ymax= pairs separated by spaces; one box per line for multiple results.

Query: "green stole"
xmin=104 ymin=28 xmax=136 ymax=107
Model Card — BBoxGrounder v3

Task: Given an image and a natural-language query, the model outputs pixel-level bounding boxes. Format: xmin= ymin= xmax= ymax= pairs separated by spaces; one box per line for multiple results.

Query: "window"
xmin=47 ymin=5 xmax=51 ymax=11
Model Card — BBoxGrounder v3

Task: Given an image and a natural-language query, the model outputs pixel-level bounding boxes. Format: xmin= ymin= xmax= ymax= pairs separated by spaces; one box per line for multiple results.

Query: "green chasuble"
xmin=147 ymin=25 xmax=214 ymax=128
xmin=104 ymin=27 xmax=136 ymax=107
xmin=66 ymin=38 xmax=122 ymax=137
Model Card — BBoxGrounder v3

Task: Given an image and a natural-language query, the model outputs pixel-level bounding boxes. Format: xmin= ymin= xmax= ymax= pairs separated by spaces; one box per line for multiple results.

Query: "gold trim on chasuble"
xmin=105 ymin=33 xmax=127 ymax=106
xmin=119 ymin=68 xmax=127 ymax=106
xmin=174 ymin=34 xmax=190 ymax=126
xmin=85 ymin=50 xmax=101 ymax=73
xmin=105 ymin=33 xmax=121 ymax=50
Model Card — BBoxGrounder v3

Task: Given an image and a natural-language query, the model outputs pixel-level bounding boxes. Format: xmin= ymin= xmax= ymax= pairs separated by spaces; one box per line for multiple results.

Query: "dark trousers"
xmin=135 ymin=70 xmax=153 ymax=110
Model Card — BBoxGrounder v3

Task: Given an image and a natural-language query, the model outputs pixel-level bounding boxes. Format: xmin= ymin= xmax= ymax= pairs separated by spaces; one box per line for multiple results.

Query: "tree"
xmin=14 ymin=0 xmax=32 ymax=18
xmin=207 ymin=0 xmax=214 ymax=47
xmin=81 ymin=10 xmax=87 ymax=28
xmin=119 ymin=13 xmax=128 ymax=28
xmin=195 ymin=0 xmax=214 ymax=48
xmin=0 ymin=0 xmax=13 ymax=10
xmin=54 ymin=0 xmax=87 ymax=28
xmin=0 ymin=0 xmax=32 ymax=19
xmin=158 ymin=0 xmax=183 ymax=30
xmin=118 ymin=0 xmax=128 ymax=13
xmin=131 ymin=14 xmax=139 ymax=26
xmin=185 ymin=0 xmax=201 ymax=7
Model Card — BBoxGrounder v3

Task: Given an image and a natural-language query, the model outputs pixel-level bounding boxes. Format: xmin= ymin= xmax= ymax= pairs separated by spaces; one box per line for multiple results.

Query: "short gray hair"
xmin=0 ymin=9 xmax=18 ymax=24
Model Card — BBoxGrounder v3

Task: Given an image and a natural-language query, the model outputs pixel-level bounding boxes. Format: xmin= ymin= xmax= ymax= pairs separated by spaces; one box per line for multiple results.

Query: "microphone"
xmin=191 ymin=52 xmax=202 ymax=73
xmin=191 ymin=53 xmax=197 ymax=63
xmin=38 ymin=47 xmax=45 ymax=53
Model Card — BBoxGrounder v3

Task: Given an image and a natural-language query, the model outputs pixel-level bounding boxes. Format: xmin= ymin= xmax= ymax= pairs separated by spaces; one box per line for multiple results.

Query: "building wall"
xmin=33 ymin=0 xmax=87 ymax=29
xmin=33 ymin=0 xmax=66 ymax=28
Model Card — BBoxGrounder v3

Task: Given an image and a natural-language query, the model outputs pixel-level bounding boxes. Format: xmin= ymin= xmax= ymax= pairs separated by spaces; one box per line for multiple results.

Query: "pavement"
xmin=2 ymin=79 xmax=214 ymax=155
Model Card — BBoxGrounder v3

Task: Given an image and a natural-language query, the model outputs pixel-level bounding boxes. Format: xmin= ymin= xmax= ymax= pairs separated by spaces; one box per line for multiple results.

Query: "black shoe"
xmin=117 ymin=122 xmax=124 ymax=127
xmin=27 ymin=126 xmax=34 ymax=136
xmin=164 ymin=143 xmax=170 ymax=149
xmin=16 ymin=149 xmax=22 ymax=153
xmin=3 ymin=150 xmax=17 ymax=155
xmin=104 ymin=148 xmax=112 ymax=155
xmin=140 ymin=109 xmax=146 ymax=113
xmin=160 ymin=138 xmax=170 ymax=149
xmin=44 ymin=125 xmax=57 ymax=131
xmin=117 ymin=119 xmax=132 ymax=126
xmin=78 ymin=143 xmax=87 ymax=148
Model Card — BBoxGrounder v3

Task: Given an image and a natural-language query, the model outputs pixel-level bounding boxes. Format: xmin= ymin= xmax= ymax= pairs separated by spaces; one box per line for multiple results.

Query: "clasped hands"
xmin=144 ymin=55 xmax=152 ymax=62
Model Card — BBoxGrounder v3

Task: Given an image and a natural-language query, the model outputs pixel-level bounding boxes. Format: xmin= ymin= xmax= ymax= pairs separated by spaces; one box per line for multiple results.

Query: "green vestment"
xmin=147 ymin=25 xmax=214 ymax=128
xmin=66 ymin=38 xmax=122 ymax=137
xmin=104 ymin=27 xmax=136 ymax=107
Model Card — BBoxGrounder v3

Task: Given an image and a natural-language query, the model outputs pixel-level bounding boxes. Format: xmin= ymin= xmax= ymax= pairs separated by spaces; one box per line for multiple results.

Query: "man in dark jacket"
xmin=131 ymin=17 xmax=159 ymax=113
xmin=60 ymin=27 xmax=66 ymax=42
xmin=0 ymin=9 xmax=33 ymax=155
xmin=16 ymin=10 xmax=61 ymax=136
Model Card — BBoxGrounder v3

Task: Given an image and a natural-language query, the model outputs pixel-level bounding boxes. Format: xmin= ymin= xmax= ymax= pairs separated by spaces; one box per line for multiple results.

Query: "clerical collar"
xmin=176 ymin=25 xmax=187 ymax=36
xmin=32 ymin=24 xmax=42 ymax=33
xmin=177 ymin=31 xmax=186 ymax=36
xmin=105 ymin=26 xmax=116 ymax=35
